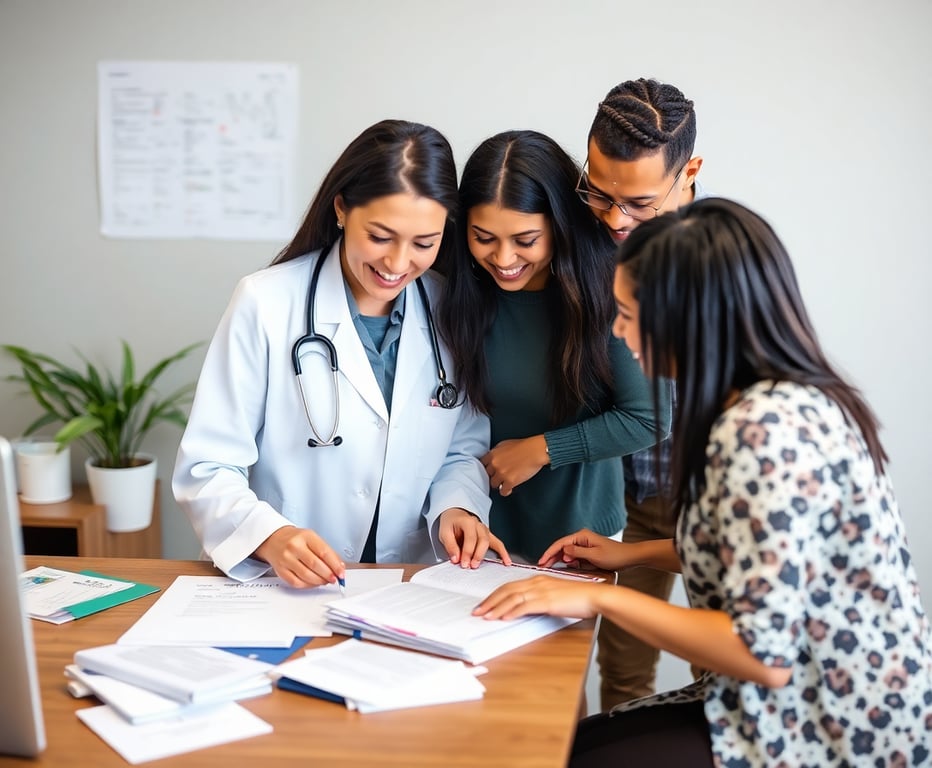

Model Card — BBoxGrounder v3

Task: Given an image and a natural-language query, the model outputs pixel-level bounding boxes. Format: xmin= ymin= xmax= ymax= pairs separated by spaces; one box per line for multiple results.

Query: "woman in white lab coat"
xmin=173 ymin=120 xmax=509 ymax=586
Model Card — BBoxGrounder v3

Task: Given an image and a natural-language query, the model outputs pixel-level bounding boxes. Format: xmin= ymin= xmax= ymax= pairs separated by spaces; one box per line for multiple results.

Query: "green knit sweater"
xmin=486 ymin=287 xmax=668 ymax=561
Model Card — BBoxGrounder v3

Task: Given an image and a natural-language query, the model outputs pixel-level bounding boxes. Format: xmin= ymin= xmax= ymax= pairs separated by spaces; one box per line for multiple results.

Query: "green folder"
xmin=61 ymin=570 xmax=160 ymax=620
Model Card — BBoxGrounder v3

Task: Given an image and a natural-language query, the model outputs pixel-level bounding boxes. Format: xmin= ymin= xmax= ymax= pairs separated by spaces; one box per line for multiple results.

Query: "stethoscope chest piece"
xmin=435 ymin=382 xmax=458 ymax=409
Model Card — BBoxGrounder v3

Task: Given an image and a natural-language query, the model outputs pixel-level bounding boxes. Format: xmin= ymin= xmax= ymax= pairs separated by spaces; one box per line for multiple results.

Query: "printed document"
xmin=275 ymin=639 xmax=485 ymax=713
xmin=325 ymin=559 xmax=603 ymax=664
xmin=22 ymin=566 xmax=134 ymax=623
xmin=97 ymin=60 xmax=298 ymax=241
xmin=118 ymin=570 xmax=402 ymax=647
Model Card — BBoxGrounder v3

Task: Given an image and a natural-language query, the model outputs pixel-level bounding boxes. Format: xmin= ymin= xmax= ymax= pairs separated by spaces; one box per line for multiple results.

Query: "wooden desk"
xmin=19 ymin=484 xmax=162 ymax=558
xmin=5 ymin=556 xmax=596 ymax=768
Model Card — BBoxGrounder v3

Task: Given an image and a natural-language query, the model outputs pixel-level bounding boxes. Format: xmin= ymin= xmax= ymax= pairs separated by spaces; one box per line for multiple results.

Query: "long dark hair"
xmin=617 ymin=197 xmax=887 ymax=513
xmin=436 ymin=130 xmax=616 ymax=423
xmin=272 ymin=119 xmax=458 ymax=265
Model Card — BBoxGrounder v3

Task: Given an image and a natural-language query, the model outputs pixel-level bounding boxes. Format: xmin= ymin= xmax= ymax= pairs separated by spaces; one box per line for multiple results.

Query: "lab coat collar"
xmin=313 ymin=241 xmax=388 ymax=420
xmin=311 ymin=240 xmax=432 ymax=421
xmin=392 ymin=274 xmax=433 ymax=416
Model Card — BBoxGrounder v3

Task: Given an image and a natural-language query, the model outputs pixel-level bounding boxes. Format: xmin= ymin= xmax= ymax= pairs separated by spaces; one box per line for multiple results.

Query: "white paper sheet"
xmin=76 ymin=702 xmax=272 ymax=764
xmin=118 ymin=570 xmax=403 ymax=647
xmin=276 ymin=639 xmax=485 ymax=712
xmin=97 ymin=60 xmax=298 ymax=241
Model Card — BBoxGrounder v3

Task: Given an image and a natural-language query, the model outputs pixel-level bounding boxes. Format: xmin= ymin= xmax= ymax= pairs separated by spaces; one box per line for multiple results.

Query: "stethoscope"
xmin=290 ymin=245 xmax=460 ymax=447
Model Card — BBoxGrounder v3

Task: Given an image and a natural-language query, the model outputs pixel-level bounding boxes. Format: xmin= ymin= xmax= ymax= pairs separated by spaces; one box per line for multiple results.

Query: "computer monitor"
xmin=0 ymin=436 xmax=47 ymax=756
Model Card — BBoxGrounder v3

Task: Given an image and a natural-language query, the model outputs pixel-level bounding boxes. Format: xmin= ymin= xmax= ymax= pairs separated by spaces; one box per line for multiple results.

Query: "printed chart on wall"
xmin=97 ymin=60 xmax=298 ymax=240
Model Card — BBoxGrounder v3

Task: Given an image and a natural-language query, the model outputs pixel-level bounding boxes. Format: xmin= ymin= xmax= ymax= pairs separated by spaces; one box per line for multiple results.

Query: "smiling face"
xmin=335 ymin=192 xmax=448 ymax=315
xmin=466 ymin=204 xmax=554 ymax=292
xmin=585 ymin=138 xmax=698 ymax=243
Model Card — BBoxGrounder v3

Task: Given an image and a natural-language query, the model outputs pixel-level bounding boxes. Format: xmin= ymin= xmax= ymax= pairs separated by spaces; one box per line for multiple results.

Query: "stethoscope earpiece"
xmin=293 ymin=247 xmax=459 ymax=449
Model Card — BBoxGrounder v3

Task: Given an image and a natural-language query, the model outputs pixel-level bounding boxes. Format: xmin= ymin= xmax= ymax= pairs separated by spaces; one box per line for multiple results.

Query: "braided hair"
xmin=589 ymin=78 xmax=696 ymax=174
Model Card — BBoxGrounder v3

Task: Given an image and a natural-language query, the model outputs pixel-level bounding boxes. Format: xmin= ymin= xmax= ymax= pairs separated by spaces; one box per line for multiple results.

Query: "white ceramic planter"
xmin=85 ymin=455 xmax=157 ymax=533
xmin=13 ymin=440 xmax=71 ymax=504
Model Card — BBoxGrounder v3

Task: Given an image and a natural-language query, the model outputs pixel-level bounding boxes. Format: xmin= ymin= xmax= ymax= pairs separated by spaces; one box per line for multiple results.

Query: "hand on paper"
xmin=439 ymin=508 xmax=513 ymax=568
xmin=480 ymin=435 xmax=549 ymax=497
xmin=540 ymin=529 xmax=682 ymax=575
xmin=537 ymin=528 xmax=628 ymax=571
xmin=254 ymin=526 xmax=346 ymax=588
xmin=472 ymin=574 xmax=606 ymax=621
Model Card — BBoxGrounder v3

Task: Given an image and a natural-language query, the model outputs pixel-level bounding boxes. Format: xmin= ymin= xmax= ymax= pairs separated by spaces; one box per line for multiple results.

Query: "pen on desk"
xmin=338 ymin=576 xmax=346 ymax=596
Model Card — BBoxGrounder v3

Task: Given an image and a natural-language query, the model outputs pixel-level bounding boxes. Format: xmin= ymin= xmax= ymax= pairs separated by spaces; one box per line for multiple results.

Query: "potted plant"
xmin=3 ymin=340 xmax=201 ymax=531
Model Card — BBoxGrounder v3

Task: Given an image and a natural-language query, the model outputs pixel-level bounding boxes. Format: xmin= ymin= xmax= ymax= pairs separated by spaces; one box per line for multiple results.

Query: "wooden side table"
xmin=19 ymin=481 xmax=162 ymax=558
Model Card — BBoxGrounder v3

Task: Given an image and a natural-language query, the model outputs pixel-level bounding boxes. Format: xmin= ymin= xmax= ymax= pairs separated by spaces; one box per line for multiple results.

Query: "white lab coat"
xmin=172 ymin=243 xmax=491 ymax=581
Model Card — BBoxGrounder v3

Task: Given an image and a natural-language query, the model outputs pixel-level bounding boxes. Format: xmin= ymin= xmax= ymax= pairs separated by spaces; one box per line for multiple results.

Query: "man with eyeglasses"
xmin=579 ymin=78 xmax=706 ymax=712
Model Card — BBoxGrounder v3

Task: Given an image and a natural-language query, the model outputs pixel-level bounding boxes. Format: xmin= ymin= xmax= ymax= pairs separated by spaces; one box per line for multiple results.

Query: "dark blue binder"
xmin=276 ymin=675 xmax=346 ymax=705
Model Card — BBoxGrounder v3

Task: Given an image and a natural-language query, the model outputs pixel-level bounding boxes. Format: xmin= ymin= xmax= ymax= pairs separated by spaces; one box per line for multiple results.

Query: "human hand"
xmin=472 ymin=574 xmax=607 ymax=621
xmin=481 ymin=435 xmax=549 ymax=496
xmin=439 ymin=508 xmax=513 ymax=568
xmin=537 ymin=528 xmax=627 ymax=571
xmin=254 ymin=526 xmax=346 ymax=588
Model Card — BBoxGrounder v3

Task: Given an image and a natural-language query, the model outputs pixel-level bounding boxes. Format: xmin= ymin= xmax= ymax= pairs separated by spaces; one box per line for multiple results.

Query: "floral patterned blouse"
xmin=617 ymin=380 xmax=932 ymax=766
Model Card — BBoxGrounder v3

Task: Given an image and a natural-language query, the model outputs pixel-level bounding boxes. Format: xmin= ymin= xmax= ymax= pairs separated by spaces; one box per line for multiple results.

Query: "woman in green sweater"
xmin=436 ymin=130 xmax=668 ymax=561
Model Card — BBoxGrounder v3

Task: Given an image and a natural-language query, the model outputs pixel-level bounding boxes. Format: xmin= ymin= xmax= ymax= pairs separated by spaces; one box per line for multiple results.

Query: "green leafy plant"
xmin=3 ymin=341 xmax=202 ymax=468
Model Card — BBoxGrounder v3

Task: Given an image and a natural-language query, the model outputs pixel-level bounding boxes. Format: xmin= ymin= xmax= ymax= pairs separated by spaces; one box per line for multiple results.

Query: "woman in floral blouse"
xmin=475 ymin=198 xmax=932 ymax=767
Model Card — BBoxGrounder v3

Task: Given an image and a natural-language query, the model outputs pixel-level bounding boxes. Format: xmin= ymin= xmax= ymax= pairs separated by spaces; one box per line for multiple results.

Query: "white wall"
xmin=1 ymin=0 xmax=930 ymax=612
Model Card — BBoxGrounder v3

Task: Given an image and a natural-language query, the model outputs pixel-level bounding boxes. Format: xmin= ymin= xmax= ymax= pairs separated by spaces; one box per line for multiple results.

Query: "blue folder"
xmin=217 ymin=636 xmax=312 ymax=664
xmin=276 ymin=675 xmax=345 ymax=705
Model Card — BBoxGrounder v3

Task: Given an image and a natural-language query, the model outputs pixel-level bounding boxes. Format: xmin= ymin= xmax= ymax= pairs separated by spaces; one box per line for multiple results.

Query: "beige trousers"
xmin=596 ymin=492 xmax=678 ymax=711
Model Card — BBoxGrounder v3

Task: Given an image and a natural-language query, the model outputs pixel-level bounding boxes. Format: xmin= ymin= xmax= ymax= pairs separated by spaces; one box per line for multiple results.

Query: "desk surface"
xmin=4 ymin=556 xmax=596 ymax=768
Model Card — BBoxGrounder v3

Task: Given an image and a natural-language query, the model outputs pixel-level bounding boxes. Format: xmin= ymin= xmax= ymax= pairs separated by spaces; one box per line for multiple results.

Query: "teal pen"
xmin=338 ymin=576 xmax=346 ymax=596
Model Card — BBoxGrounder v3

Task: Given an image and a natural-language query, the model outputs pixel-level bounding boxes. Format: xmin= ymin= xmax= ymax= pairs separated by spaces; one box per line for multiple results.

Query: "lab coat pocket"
xmin=414 ymin=404 xmax=462 ymax=480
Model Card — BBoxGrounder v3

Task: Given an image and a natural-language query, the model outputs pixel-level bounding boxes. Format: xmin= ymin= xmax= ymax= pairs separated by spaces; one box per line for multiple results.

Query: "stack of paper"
xmin=21 ymin=566 xmax=159 ymax=624
xmin=324 ymin=559 xmax=604 ymax=664
xmin=65 ymin=663 xmax=271 ymax=725
xmin=275 ymin=639 xmax=486 ymax=713
xmin=70 ymin=645 xmax=276 ymax=762
xmin=73 ymin=644 xmax=274 ymax=707
xmin=67 ymin=569 xmax=409 ymax=760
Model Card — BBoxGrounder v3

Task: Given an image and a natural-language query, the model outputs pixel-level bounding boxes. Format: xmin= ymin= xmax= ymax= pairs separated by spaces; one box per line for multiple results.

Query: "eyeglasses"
xmin=575 ymin=162 xmax=686 ymax=221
